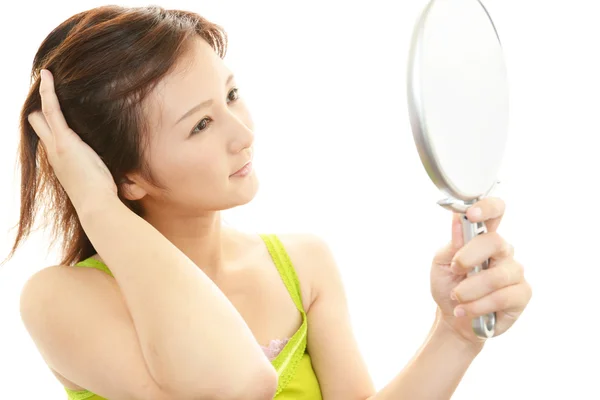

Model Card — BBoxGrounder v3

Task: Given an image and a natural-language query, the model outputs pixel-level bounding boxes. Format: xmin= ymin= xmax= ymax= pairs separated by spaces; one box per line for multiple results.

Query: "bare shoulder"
xmin=275 ymin=233 xmax=342 ymax=312
xmin=20 ymin=263 xmax=118 ymax=321
xmin=19 ymin=265 xmax=167 ymax=400
xmin=275 ymin=233 xmax=335 ymax=265
xmin=20 ymin=264 xmax=116 ymax=315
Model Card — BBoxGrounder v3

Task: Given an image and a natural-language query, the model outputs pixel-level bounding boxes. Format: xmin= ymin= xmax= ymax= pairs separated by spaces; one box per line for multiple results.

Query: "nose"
xmin=227 ymin=111 xmax=254 ymax=154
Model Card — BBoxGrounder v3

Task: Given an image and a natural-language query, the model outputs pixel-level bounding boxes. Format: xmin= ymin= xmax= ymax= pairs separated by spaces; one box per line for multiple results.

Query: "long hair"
xmin=5 ymin=5 xmax=227 ymax=266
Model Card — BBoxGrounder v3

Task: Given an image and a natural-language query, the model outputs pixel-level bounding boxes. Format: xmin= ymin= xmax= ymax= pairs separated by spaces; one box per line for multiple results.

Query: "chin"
xmin=227 ymin=172 xmax=260 ymax=209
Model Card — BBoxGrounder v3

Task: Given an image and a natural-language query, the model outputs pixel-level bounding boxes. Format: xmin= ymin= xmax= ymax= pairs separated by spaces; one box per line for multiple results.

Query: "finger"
xmin=39 ymin=69 xmax=71 ymax=135
xmin=27 ymin=111 xmax=53 ymax=145
xmin=432 ymin=214 xmax=463 ymax=266
xmin=451 ymin=232 xmax=513 ymax=274
xmin=451 ymin=212 xmax=463 ymax=250
xmin=466 ymin=197 xmax=505 ymax=232
xmin=453 ymin=282 xmax=532 ymax=318
xmin=451 ymin=259 xmax=524 ymax=303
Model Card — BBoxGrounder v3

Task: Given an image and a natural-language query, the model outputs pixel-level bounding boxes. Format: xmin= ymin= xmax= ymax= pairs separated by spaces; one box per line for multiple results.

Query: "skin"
xmin=21 ymin=36 xmax=531 ymax=400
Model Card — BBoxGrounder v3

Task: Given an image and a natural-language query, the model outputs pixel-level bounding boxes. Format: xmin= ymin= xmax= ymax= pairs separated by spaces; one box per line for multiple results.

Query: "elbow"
xmin=215 ymin=360 xmax=278 ymax=400
xmin=223 ymin=362 xmax=278 ymax=400
xmin=162 ymin=359 xmax=278 ymax=400
xmin=251 ymin=363 xmax=279 ymax=399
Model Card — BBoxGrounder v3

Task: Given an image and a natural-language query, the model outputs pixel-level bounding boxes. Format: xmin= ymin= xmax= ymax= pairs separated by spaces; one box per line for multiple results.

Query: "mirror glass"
xmin=407 ymin=0 xmax=509 ymax=201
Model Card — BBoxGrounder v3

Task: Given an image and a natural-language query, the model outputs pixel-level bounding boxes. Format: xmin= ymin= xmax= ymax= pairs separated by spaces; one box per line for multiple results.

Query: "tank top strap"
xmin=259 ymin=234 xmax=306 ymax=316
xmin=75 ymin=257 xmax=113 ymax=277
xmin=64 ymin=386 xmax=104 ymax=400
xmin=259 ymin=233 xmax=309 ymax=396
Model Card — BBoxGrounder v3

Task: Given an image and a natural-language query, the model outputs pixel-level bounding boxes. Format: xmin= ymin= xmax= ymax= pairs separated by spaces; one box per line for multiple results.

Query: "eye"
xmin=227 ymin=88 xmax=240 ymax=103
xmin=189 ymin=89 xmax=239 ymax=136
xmin=191 ymin=117 xmax=212 ymax=135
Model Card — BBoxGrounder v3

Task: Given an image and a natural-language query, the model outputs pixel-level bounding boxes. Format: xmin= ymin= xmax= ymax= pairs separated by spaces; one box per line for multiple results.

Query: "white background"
xmin=1 ymin=1 xmax=598 ymax=398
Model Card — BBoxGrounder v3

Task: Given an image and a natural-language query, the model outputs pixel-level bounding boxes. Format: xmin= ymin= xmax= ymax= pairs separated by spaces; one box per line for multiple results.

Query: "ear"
xmin=120 ymin=173 xmax=148 ymax=201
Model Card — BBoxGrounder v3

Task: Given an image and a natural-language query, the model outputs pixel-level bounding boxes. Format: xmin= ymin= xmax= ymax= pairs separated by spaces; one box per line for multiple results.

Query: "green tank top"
xmin=63 ymin=234 xmax=321 ymax=400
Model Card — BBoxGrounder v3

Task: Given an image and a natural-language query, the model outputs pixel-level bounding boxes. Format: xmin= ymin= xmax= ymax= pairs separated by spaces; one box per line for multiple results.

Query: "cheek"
xmin=146 ymin=136 xmax=230 ymax=203
xmin=161 ymin=147 xmax=227 ymax=190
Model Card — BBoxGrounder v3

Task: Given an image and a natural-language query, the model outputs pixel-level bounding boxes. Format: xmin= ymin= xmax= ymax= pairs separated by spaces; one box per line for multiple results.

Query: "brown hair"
xmin=4 ymin=5 xmax=227 ymax=266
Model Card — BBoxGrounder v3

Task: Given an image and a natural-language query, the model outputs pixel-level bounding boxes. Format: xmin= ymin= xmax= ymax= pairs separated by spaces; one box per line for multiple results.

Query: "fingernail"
xmin=454 ymin=307 xmax=466 ymax=317
xmin=450 ymin=261 xmax=459 ymax=274
xmin=469 ymin=207 xmax=482 ymax=219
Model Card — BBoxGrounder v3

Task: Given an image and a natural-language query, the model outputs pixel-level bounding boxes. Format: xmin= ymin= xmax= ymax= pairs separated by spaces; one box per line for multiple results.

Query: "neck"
xmin=143 ymin=209 xmax=226 ymax=277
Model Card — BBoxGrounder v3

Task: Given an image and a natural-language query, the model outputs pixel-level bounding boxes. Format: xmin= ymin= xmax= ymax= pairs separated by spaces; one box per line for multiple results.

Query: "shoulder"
xmin=20 ymin=264 xmax=118 ymax=330
xmin=21 ymin=263 xmax=113 ymax=296
xmin=275 ymin=233 xmax=336 ymax=269
xmin=274 ymin=233 xmax=342 ymax=312
xmin=19 ymin=266 xmax=169 ymax=400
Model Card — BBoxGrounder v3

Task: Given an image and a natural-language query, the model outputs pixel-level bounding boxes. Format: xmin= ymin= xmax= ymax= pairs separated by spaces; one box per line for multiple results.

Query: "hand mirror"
xmin=407 ymin=0 xmax=509 ymax=339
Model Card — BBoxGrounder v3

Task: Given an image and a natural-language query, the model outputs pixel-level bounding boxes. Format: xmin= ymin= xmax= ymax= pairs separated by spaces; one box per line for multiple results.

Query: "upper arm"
xmin=282 ymin=235 xmax=376 ymax=400
xmin=20 ymin=265 xmax=168 ymax=400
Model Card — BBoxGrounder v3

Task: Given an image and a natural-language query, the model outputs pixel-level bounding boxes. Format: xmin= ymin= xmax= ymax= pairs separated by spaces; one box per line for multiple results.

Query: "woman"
xmin=10 ymin=5 xmax=532 ymax=400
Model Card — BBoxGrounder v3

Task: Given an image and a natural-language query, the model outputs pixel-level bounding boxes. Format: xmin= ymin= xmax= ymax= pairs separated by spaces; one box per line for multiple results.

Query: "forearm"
xmin=78 ymin=198 xmax=275 ymax=397
xmin=369 ymin=314 xmax=483 ymax=400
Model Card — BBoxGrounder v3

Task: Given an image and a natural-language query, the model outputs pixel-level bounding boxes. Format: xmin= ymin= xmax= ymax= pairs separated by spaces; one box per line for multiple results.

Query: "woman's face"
xmin=129 ymin=37 xmax=258 ymax=217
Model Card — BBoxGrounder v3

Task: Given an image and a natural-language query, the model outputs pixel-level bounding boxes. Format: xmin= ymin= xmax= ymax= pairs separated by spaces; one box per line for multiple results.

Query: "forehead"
xmin=146 ymin=37 xmax=230 ymax=131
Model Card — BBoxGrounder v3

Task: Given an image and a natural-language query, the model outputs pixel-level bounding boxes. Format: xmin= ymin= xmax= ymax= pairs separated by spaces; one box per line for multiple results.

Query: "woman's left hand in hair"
xmin=28 ymin=69 xmax=118 ymax=212
xmin=429 ymin=197 xmax=532 ymax=346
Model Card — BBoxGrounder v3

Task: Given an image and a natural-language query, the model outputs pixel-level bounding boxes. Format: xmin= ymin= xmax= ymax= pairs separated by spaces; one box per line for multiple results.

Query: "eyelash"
xmin=190 ymin=88 xmax=240 ymax=135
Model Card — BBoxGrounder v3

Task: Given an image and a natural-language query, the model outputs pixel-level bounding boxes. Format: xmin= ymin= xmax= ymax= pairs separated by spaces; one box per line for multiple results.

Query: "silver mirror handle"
xmin=460 ymin=214 xmax=496 ymax=339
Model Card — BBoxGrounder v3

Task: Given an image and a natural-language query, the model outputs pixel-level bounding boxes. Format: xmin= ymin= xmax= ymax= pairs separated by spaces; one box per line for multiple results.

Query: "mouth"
xmin=230 ymin=161 xmax=253 ymax=178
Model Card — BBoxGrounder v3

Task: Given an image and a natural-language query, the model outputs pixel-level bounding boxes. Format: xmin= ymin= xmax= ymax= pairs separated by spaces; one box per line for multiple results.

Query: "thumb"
xmin=28 ymin=111 xmax=53 ymax=149
xmin=433 ymin=213 xmax=464 ymax=265
xmin=451 ymin=212 xmax=464 ymax=250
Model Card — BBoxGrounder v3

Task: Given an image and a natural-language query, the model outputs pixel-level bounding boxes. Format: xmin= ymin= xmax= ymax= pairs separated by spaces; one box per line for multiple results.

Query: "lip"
xmin=230 ymin=161 xmax=253 ymax=177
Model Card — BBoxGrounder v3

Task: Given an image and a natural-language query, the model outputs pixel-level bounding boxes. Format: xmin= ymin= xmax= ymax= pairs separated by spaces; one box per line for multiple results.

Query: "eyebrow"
xmin=174 ymin=74 xmax=235 ymax=127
